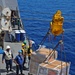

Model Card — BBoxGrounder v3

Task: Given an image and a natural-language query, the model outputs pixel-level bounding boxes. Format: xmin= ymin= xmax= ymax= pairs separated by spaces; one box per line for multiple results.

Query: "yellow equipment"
xmin=28 ymin=49 xmax=32 ymax=56
xmin=22 ymin=43 xmax=25 ymax=46
xmin=50 ymin=10 xmax=64 ymax=36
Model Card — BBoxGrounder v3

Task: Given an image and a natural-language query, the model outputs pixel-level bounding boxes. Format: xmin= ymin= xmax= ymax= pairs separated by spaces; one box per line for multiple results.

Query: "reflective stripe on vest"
xmin=4 ymin=50 xmax=12 ymax=60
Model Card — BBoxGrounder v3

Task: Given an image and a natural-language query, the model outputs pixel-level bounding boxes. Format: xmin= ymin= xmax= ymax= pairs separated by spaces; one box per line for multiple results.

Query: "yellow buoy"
xmin=50 ymin=10 xmax=64 ymax=36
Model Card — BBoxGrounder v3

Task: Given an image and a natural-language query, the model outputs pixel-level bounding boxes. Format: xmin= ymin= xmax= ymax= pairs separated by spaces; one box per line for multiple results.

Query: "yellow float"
xmin=50 ymin=10 xmax=64 ymax=36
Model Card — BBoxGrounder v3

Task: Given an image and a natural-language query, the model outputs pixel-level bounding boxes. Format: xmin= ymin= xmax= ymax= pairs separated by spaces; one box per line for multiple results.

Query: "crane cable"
xmin=62 ymin=33 xmax=68 ymax=75
xmin=60 ymin=41 xmax=63 ymax=75
xmin=43 ymin=40 xmax=63 ymax=63
xmin=39 ymin=28 xmax=50 ymax=45
xmin=60 ymin=33 xmax=68 ymax=75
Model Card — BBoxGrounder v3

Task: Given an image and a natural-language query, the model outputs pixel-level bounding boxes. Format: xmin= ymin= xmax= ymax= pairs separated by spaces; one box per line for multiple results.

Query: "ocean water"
xmin=18 ymin=0 xmax=75 ymax=75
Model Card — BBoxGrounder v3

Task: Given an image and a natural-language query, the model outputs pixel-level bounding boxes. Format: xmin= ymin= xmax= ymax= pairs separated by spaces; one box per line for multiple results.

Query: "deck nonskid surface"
xmin=0 ymin=42 xmax=29 ymax=75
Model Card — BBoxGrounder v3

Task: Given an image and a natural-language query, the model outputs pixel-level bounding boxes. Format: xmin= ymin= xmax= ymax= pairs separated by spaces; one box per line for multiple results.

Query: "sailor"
xmin=17 ymin=18 xmax=21 ymax=30
xmin=8 ymin=31 xmax=12 ymax=42
xmin=11 ymin=11 xmax=17 ymax=28
xmin=0 ymin=31 xmax=5 ymax=49
xmin=21 ymin=43 xmax=27 ymax=70
xmin=2 ymin=45 xmax=13 ymax=73
xmin=27 ymin=47 xmax=32 ymax=66
xmin=27 ymin=40 xmax=33 ymax=67
xmin=14 ymin=50 xmax=24 ymax=75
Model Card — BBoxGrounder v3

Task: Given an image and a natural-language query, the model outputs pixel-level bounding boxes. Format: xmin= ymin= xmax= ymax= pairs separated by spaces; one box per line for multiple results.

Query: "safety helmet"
xmin=6 ymin=45 xmax=10 ymax=49
xmin=18 ymin=50 xmax=22 ymax=53
xmin=22 ymin=43 xmax=25 ymax=46
xmin=23 ymin=41 xmax=26 ymax=45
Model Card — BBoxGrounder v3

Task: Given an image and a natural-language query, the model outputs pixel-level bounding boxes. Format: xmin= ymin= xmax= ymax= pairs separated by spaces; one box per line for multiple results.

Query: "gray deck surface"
xmin=0 ymin=0 xmax=30 ymax=74
xmin=0 ymin=42 xmax=29 ymax=75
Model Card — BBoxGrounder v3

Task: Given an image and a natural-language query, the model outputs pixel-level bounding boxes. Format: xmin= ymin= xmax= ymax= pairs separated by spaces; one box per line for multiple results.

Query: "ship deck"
xmin=0 ymin=42 xmax=29 ymax=75
xmin=0 ymin=21 xmax=30 ymax=75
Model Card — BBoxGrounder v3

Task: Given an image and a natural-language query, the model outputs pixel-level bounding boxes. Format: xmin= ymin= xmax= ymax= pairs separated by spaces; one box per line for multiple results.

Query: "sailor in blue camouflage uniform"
xmin=14 ymin=50 xmax=24 ymax=75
